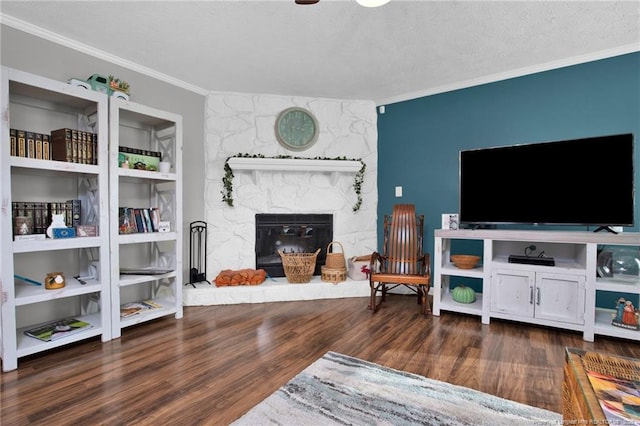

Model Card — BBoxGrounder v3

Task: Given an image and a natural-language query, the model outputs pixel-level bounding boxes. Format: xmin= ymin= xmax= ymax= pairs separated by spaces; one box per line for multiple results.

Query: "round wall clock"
xmin=275 ymin=107 xmax=319 ymax=151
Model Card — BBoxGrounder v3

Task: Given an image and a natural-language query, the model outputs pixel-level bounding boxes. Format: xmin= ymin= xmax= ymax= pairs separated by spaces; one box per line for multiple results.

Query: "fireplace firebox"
xmin=255 ymin=214 xmax=333 ymax=277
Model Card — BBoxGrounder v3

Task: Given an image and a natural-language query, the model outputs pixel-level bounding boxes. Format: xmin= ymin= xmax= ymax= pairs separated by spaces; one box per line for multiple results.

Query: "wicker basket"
xmin=321 ymin=265 xmax=347 ymax=284
xmin=325 ymin=241 xmax=346 ymax=269
xmin=279 ymin=249 xmax=321 ymax=283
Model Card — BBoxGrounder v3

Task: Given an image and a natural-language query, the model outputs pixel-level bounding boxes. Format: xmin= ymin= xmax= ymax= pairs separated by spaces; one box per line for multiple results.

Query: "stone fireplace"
xmin=185 ymin=92 xmax=378 ymax=306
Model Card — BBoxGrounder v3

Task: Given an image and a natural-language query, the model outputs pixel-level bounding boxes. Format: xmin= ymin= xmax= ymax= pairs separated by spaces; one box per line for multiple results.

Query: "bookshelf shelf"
xmin=1 ymin=67 xmax=112 ymax=371
xmin=10 ymin=156 xmax=101 ymax=174
xmin=118 ymin=231 xmax=178 ymax=245
xmin=119 ymin=296 xmax=178 ymax=328
xmin=15 ymin=312 xmax=103 ymax=358
xmin=118 ymin=167 xmax=177 ymax=181
xmin=13 ymin=236 xmax=103 ymax=253
xmin=14 ymin=281 xmax=102 ymax=306
xmin=119 ymin=271 xmax=177 ymax=287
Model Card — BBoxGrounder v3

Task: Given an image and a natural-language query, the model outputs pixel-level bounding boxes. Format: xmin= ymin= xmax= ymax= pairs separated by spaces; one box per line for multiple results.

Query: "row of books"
xmin=10 ymin=128 xmax=98 ymax=165
xmin=10 ymin=128 xmax=50 ymax=160
xmin=119 ymin=145 xmax=162 ymax=159
xmin=12 ymin=200 xmax=81 ymax=236
xmin=118 ymin=207 xmax=161 ymax=234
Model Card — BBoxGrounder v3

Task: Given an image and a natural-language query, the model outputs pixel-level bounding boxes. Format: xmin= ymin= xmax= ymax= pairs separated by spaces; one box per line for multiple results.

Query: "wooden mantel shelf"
xmin=226 ymin=157 xmax=362 ymax=184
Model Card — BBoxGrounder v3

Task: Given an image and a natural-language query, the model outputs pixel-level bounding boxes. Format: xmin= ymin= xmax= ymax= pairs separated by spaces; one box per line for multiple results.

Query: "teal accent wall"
xmin=377 ymin=52 xmax=640 ymax=303
xmin=378 ymin=52 xmax=640 ymax=243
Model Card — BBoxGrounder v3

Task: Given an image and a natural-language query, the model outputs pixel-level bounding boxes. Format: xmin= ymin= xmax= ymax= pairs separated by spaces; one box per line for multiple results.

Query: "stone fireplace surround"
xmin=184 ymin=93 xmax=378 ymax=306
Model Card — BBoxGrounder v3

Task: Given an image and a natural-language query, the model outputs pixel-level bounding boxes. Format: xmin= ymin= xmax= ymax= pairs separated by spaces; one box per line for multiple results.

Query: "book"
xmin=26 ymin=131 xmax=35 ymax=159
xmin=118 ymin=207 xmax=137 ymax=234
xmin=92 ymin=132 xmax=98 ymax=164
xmin=66 ymin=199 xmax=81 ymax=227
xmin=17 ymin=129 xmax=26 ymax=157
xmin=24 ymin=318 xmax=93 ymax=342
xmin=35 ymin=133 xmax=43 ymax=159
xmin=80 ymin=131 xmax=87 ymax=164
xmin=50 ymin=128 xmax=74 ymax=162
xmin=86 ymin=132 xmax=94 ymax=165
xmin=142 ymin=208 xmax=154 ymax=232
xmin=133 ymin=208 xmax=146 ymax=232
xmin=120 ymin=300 xmax=162 ymax=318
xmin=72 ymin=129 xmax=79 ymax=163
xmin=10 ymin=128 xmax=17 ymax=156
xmin=42 ymin=134 xmax=50 ymax=160
xmin=150 ymin=208 xmax=160 ymax=231
xmin=33 ymin=201 xmax=47 ymax=234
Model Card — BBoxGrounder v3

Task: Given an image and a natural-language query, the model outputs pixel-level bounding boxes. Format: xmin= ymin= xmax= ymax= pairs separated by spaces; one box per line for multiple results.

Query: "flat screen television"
xmin=459 ymin=133 xmax=635 ymax=229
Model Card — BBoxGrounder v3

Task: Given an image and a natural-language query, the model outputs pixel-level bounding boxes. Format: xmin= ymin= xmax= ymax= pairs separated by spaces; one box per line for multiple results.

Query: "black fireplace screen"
xmin=255 ymin=214 xmax=333 ymax=277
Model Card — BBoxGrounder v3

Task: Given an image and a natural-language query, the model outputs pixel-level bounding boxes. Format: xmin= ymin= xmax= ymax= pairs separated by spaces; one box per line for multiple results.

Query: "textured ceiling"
xmin=1 ymin=0 xmax=639 ymax=104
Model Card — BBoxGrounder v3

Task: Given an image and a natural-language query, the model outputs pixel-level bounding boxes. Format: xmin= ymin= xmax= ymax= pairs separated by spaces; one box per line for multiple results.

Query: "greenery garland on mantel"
xmin=221 ymin=153 xmax=367 ymax=212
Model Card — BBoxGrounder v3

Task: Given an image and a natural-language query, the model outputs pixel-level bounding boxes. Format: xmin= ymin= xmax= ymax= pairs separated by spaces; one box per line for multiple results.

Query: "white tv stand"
xmin=433 ymin=229 xmax=640 ymax=342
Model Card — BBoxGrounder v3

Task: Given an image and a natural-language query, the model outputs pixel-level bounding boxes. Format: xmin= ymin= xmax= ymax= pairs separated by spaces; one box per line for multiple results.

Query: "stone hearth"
xmin=184 ymin=276 xmax=370 ymax=306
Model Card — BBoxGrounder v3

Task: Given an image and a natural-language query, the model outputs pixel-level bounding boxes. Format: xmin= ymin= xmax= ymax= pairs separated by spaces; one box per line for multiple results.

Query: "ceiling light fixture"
xmin=356 ymin=0 xmax=391 ymax=7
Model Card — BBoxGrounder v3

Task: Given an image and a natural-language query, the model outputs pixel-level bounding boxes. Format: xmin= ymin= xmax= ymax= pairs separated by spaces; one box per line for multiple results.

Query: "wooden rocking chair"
xmin=369 ymin=204 xmax=431 ymax=315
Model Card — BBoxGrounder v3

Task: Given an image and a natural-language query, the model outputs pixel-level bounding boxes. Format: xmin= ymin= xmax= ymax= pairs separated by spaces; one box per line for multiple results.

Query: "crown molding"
xmin=1 ymin=13 xmax=209 ymax=96
xmin=3 ymin=12 xmax=637 ymax=104
xmin=376 ymin=44 xmax=640 ymax=107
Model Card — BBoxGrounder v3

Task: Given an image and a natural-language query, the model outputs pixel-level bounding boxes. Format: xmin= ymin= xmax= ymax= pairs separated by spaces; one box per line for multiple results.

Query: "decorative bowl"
xmin=450 ymin=255 xmax=481 ymax=269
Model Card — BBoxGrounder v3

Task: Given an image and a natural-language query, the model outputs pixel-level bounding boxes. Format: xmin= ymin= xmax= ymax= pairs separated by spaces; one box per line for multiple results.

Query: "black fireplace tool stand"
xmin=186 ymin=220 xmax=211 ymax=288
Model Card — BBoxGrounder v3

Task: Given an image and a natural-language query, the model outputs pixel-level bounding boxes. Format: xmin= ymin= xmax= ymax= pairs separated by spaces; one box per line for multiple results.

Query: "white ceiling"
xmin=1 ymin=0 xmax=639 ymax=104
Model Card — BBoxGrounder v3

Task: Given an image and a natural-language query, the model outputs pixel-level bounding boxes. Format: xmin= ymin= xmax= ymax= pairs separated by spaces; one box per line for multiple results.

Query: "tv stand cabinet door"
xmin=490 ymin=269 xmax=535 ymax=318
xmin=535 ymin=273 xmax=585 ymax=325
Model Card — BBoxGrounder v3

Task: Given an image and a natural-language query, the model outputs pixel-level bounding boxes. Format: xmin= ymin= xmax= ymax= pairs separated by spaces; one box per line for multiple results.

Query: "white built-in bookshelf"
xmin=0 ymin=67 xmax=111 ymax=371
xmin=0 ymin=67 xmax=184 ymax=371
xmin=108 ymin=98 xmax=183 ymax=339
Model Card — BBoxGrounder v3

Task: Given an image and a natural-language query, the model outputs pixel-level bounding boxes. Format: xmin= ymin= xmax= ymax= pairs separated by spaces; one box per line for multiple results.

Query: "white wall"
xmin=204 ymin=93 xmax=379 ymax=278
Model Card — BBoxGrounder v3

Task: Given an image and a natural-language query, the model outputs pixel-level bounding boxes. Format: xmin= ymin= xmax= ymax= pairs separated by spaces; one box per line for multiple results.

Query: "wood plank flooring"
xmin=2 ymin=295 xmax=640 ymax=425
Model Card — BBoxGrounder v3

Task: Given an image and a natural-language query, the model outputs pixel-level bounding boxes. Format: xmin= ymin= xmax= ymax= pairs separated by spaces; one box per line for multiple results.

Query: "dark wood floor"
xmin=2 ymin=295 xmax=640 ymax=425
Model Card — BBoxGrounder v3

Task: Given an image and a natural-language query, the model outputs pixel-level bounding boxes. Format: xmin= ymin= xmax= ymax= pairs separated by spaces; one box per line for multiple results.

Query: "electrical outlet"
xmin=395 ymin=186 xmax=402 ymax=197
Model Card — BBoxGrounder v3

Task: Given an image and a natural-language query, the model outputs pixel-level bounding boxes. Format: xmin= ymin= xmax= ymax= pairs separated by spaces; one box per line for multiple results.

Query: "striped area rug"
xmin=232 ymin=351 xmax=562 ymax=425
